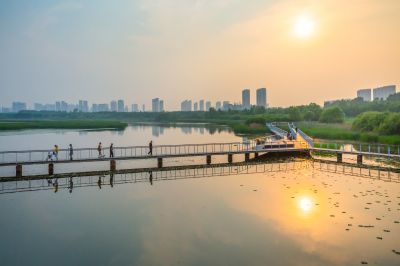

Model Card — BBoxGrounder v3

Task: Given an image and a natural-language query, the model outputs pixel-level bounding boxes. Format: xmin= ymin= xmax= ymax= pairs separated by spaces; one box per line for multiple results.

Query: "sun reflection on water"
xmin=298 ymin=197 xmax=313 ymax=213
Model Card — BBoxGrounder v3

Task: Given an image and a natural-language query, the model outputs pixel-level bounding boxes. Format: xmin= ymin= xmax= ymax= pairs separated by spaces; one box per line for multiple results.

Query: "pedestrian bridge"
xmin=0 ymin=122 xmax=399 ymax=177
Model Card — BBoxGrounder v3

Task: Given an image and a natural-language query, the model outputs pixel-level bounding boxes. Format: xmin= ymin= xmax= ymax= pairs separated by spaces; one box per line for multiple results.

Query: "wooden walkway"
xmin=0 ymin=122 xmax=399 ymax=177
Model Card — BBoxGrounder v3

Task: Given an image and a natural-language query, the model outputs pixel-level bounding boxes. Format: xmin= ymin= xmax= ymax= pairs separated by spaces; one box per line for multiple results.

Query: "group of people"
xmin=47 ymin=144 xmax=74 ymax=161
xmin=96 ymin=142 xmax=114 ymax=158
xmin=46 ymin=140 xmax=154 ymax=161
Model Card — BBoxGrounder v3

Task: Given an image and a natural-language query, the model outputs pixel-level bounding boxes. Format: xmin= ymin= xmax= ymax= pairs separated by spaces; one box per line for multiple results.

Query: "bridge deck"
xmin=0 ymin=141 xmax=310 ymax=167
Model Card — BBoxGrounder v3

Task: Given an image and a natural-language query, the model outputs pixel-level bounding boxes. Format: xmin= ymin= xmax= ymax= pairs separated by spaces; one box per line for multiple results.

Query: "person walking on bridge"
xmin=110 ymin=143 xmax=114 ymax=158
xmin=97 ymin=142 xmax=103 ymax=158
xmin=69 ymin=144 xmax=74 ymax=161
xmin=53 ymin=145 xmax=59 ymax=161
xmin=148 ymin=140 xmax=153 ymax=156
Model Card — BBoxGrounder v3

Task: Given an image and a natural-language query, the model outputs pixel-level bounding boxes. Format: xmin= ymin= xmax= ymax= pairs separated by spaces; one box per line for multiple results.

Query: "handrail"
xmin=287 ymin=122 xmax=298 ymax=140
xmin=266 ymin=123 xmax=288 ymax=138
xmin=0 ymin=141 xmax=252 ymax=154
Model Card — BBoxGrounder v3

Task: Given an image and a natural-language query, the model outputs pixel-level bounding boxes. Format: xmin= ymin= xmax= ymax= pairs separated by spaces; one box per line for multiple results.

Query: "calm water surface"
xmin=0 ymin=125 xmax=399 ymax=266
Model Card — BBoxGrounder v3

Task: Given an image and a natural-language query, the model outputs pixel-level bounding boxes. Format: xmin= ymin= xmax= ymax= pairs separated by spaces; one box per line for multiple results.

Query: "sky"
xmin=0 ymin=0 xmax=399 ymax=110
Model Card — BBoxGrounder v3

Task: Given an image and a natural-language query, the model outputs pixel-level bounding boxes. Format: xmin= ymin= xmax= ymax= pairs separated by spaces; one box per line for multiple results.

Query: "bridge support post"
xmin=357 ymin=154 xmax=363 ymax=165
xmin=254 ymin=152 xmax=259 ymax=158
xmin=206 ymin=155 xmax=211 ymax=165
xmin=228 ymin=154 xmax=233 ymax=163
xmin=245 ymin=152 xmax=250 ymax=161
xmin=110 ymin=160 xmax=116 ymax=171
xmin=16 ymin=164 xmax=22 ymax=177
xmin=336 ymin=153 xmax=342 ymax=163
xmin=157 ymin=158 xmax=163 ymax=168
xmin=48 ymin=163 xmax=54 ymax=175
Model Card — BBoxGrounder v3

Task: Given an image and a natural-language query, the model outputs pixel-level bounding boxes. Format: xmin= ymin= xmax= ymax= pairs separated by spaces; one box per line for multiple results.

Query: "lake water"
xmin=0 ymin=125 xmax=400 ymax=266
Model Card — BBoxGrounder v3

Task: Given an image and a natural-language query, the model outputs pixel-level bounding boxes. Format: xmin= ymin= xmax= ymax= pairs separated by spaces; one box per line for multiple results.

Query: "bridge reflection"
xmin=0 ymin=160 xmax=398 ymax=194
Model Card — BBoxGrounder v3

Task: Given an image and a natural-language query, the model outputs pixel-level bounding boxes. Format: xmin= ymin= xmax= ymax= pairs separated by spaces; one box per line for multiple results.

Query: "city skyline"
xmin=0 ymin=1 xmax=399 ymax=109
xmin=2 ymin=84 xmax=398 ymax=113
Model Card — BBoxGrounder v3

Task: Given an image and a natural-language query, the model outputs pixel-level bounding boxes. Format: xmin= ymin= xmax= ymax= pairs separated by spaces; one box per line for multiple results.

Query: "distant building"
xmin=357 ymin=89 xmax=372 ymax=102
xmin=222 ymin=101 xmax=231 ymax=111
xmin=199 ymin=100 xmax=204 ymax=111
xmin=194 ymin=102 xmax=198 ymax=111
xmin=181 ymin=100 xmax=192 ymax=111
xmin=142 ymin=104 xmax=145 ymax=112
xmin=256 ymin=88 xmax=267 ymax=107
xmin=159 ymin=100 xmax=164 ymax=112
xmin=205 ymin=101 xmax=211 ymax=111
xmin=12 ymin=102 xmax=27 ymax=113
xmin=373 ymin=85 xmax=396 ymax=100
xmin=78 ymin=100 xmax=89 ymax=112
xmin=1 ymin=107 xmax=11 ymax=113
xmin=36 ymin=104 xmax=55 ymax=111
xmin=242 ymin=89 xmax=251 ymax=109
xmin=132 ymin=104 xmax=139 ymax=112
xmin=34 ymin=103 xmax=44 ymax=111
xmin=97 ymin=104 xmax=109 ymax=112
xmin=152 ymin=98 xmax=160 ymax=112
xmin=92 ymin=103 xmax=109 ymax=112
xmin=215 ymin=101 xmax=222 ymax=110
xmin=110 ymin=101 xmax=117 ymax=112
xmin=117 ymin=100 xmax=125 ymax=112
xmin=55 ymin=101 xmax=68 ymax=112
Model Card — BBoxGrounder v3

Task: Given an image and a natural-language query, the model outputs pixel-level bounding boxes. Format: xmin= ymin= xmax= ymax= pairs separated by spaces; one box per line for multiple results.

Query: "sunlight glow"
xmin=299 ymin=197 xmax=313 ymax=212
xmin=294 ymin=15 xmax=315 ymax=38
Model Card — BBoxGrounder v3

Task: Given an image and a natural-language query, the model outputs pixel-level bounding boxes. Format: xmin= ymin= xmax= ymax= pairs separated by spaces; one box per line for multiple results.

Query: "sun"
xmin=293 ymin=15 xmax=315 ymax=38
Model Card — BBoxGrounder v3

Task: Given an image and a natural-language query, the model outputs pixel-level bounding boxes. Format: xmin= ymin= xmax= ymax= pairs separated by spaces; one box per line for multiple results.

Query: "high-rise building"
xmin=1 ymin=107 xmax=11 ymax=113
xmin=78 ymin=100 xmax=89 ymax=112
xmin=222 ymin=101 xmax=231 ymax=111
xmin=97 ymin=104 xmax=109 ymax=112
xmin=194 ymin=102 xmax=198 ymax=111
xmin=242 ymin=89 xmax=251 ymax=109
xmin=117 ymin=100 xmax=125 ymax=112
xmin=12 ymin=102 xmax=27 ymax=113
xmin=159 ymin=100 xmax=164 ymax=112
xmin=152 ymin=98 xmax=160 ymax=112
xmin=357 ymin=89 xmax=372 ymax=102
xmin=199 ymin=100 xmax=205 ymax=111
xmin=142 ymin=104 xmax=145 ymax=112
xmin=55 ymin=101 xmax=61 ymax=111
xmin=34 ymin=103 xmax=43 ymax=111
xmin=61 ymin=101 xmax=68 ymax=112
xmin=215 ymin=101 xmax=222 ymax=110
xmin=132 ymin=104 xmax=139 ymax=112
xmin=181 ymin=100 xmax=192 ymax=111
xmin=373 ymin=85 xmax=396 ymax=100
xmin=256 ymin=88 xmax=267 ymax=107
xmin=206 ymin=101 xmax=211 ymax=111
xmin=110 ymin=101 xmax=117 ymax=112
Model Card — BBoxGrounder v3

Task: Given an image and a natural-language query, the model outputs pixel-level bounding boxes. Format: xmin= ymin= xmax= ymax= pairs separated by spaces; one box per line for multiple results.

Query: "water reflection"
xmin=0 ymin=159 xmax=400 ymax=265
xmin=1 ymin=160 xmax=398 ymax=195
xmin=298 ymin=197 xmax=313 ymax=213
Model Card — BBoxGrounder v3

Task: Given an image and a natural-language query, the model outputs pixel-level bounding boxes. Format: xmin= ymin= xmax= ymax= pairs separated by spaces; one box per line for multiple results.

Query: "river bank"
xmin=0 ymin=111 xmax=399 ymax=144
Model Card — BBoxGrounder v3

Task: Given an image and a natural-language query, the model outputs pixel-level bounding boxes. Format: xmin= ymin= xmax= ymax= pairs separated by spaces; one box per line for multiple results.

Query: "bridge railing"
xmin=0 ymin=141 xmax=258 ymax=165
xmin=266 ymin=123 xmax=288 ymax=138
xmin=313 ymin=142 xmax=400 ymax=156
xmin=287 ymin=122 xmax=298 ymax=140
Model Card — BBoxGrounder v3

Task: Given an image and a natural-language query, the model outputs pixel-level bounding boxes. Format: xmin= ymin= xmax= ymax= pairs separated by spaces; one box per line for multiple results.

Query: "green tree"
xmin=288 ymin=107 xmax=302 ymax=121
xmin=319 ymin=107 xmax=345 ymax=123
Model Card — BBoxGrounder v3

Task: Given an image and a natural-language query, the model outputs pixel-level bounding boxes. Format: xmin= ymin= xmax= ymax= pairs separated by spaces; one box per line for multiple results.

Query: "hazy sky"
xmin=0 ymin=0 xmax=399 ymax=110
